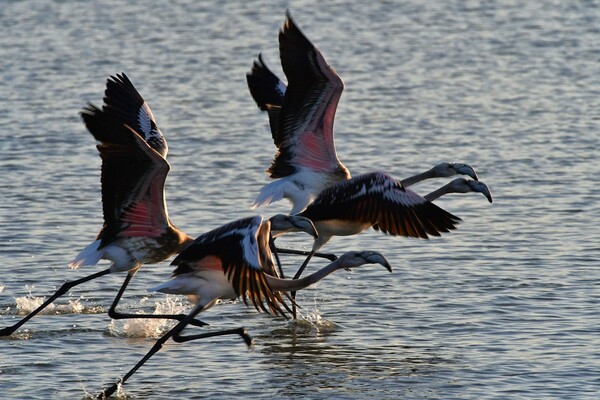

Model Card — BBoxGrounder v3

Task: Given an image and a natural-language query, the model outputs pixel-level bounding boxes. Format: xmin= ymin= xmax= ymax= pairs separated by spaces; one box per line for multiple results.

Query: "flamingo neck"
xmin=424 ymin=183 xmax=456 ymax=202
xmin=400 ymin=168 xmax=435 ymax=188
xmin=265 ymin=258 xmax=347 ymax=291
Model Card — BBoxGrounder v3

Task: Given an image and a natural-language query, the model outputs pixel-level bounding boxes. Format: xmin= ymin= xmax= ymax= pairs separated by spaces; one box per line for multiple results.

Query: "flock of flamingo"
xmin=0 ymin=11 xmax=492 ymax=398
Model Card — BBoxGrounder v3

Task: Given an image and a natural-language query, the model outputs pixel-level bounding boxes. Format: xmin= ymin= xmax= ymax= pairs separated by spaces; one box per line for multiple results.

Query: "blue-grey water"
xmin=1 ymin=1 xmax=599 ymax=399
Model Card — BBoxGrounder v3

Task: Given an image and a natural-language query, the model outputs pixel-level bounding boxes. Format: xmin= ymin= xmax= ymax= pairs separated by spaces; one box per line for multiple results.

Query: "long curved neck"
xmin=424 ymin=182 xmax=458 ymax=202
xmin=400 ymin=168 xmax=435 ymax=188
xmin=265 ymin=258 xmax=348 ymax=292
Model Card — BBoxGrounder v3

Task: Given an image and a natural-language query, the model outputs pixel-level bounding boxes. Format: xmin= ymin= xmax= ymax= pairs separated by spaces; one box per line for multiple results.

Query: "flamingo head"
xmin=433 ymin=162 xmax=479 ymax=181
xmin=269 ymin=214 xmax=318 ymax=239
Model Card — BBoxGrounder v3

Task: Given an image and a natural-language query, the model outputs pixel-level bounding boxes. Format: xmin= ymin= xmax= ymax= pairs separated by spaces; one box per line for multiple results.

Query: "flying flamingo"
xmin=270 ymin=172 xmax=493 ymax=317
xmin=0 ymin=74 xmax=193 ymax=336
xmin=97 ymin=215 xmax=392 ymax=398
xmin=247 ymin=12 xmax=480 ymax=216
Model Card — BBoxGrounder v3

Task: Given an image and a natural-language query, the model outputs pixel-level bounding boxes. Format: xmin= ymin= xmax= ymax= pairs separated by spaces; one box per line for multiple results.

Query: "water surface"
xmin=1 ymin=1 xmax=599 ymax=399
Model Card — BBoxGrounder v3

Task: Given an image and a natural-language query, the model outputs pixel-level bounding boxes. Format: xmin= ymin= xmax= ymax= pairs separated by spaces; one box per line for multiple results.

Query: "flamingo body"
xmin=72 ymin=104 xmax=191 ymax=273
xmin=153 ymin=216 xmax=290 ymax=316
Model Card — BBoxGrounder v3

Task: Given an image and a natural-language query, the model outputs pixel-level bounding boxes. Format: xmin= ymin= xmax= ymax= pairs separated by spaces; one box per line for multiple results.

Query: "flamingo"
xmin=247 ymin=12 xmax=481 ymax=216
xmin=0 ymin=74 xmax=192 ymax=336
xmin=271 ymin=172 xmax=493 ymax=317
xmin=0 ymin=78 xmax=203 ymax=336
xmin=271 ymin=176 xmax=493 ymax=264
xmin=97 ymin=215 xmax=392 ymax=398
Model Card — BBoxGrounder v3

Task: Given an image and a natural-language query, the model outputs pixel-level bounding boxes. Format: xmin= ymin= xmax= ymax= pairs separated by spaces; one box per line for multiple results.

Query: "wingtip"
xmin=247 ymin=53 xmax=262 ymax=76
xmin=80 ymin=102 xmax=100 ymax=118
xmin=282 ymin=9 xmax=298 ymax=33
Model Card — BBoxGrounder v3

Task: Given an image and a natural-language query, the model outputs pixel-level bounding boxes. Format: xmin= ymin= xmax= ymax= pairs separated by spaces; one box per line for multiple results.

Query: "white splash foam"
xmin=297 ymin=302 xmax=338 ymax=334
xmin=107 ymin=295 xmax=191 ymax=338
xmin=13 ymin=285 xmax=87 ymax=315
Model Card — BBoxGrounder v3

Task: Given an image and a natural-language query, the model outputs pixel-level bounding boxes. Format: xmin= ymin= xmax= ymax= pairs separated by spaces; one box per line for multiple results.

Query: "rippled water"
xmin=1 ymin=1 xmax=599 ymax=399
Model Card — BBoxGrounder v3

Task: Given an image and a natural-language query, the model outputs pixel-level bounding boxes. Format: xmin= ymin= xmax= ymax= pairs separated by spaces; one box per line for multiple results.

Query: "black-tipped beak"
xmin=455 ymin=163 xmax=479 ymax=181
xmin=468 ymin=180 xmax=493 ymax=203
xmin=382 ymin=260 xmax=393 ymax=273
xmin=290 ymin=216 xmax=318 ymax=239
xmin=363 ymin=252 xmax=393 ymax=272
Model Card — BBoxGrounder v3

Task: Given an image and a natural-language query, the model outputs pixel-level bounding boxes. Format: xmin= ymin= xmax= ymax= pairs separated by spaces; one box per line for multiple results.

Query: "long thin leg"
xmin=269 ymin=235 xmax=336 ymax=281
xmin=274 ymin=247 xmax=337 ymax=262
xmin=269 ymin=234 xmax=285 ymax=278
xmin=290 ymin=251 xmax=316 ymax=319
xmin=97 ymin=304 xmax=252 ymax=399
xmin=107 ymin=272 xmax=208 ymax=328
xmin=172 ymin=327 xmax=252 ymax=345
xmin=0 ymin=268 xmax=112 ymax=336
xmin=97 ymin=318 xmax=183 ymax=399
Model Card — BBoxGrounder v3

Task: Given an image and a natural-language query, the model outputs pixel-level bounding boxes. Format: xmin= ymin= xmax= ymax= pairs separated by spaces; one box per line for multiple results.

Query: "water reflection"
xmin=257 ymin=317 xmax=457 ymax=399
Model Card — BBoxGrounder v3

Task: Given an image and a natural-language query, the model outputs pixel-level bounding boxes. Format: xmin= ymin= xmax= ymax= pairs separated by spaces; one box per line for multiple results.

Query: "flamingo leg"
xmin=290 ymin=251 xmax=316 ymax=319
xmin=96 ymin=303 xmax=252 ymax=399
xmin=274 ymin=247 xmax=337 ymax=262
xmin=269 ymin=234 xmax=285 ymax=278
xmin=172 ymin=327 xmax=251 ymax=345
xmin=0 ymin=268 xmax=112 ymax=337
xmin=107 ymin=271 xmax=208 ymax=328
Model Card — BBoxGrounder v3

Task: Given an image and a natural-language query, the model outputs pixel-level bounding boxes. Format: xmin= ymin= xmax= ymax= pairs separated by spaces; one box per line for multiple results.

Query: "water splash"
xmin=106 ymin=295 xmax=191 ymax=338
xmin=294 ymin=304 xmax=339 ymax=334
xmin=81 ymin=382 xmax=126 ymax=400
xmin=115 ymin=381 xmax=127 ymax=399
xmin=13 ymin=285 xmax=89 ymax=315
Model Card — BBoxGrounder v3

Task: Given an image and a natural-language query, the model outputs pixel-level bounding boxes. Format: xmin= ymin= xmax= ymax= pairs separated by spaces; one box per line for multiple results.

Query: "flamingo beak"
xmin=288 ymin=215 xmax=319 ymax=239
xmin=362 ymin=251 xmax=393 ymax=272
xmin=468 ymin=180 xmax=493 ymax=203
xmin=453 ymin=163 xmax=479 ymax=181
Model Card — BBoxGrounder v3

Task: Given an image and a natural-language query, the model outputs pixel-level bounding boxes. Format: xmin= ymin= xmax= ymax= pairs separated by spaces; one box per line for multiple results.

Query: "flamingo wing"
xmin=301 ymin=172 xmax=462 ymax=239
xmin=246 ymin=54 xmax=287 ymax=139
xmin=81 ymin=107 xmax=172 ymax=247
xmin=171 ymin=216 xmax=291 ymax=316
xmin=247 ymin=53 xmax=286 ymax=111
xmin=268 ymin=11 xmax=347 ymax=178
xmin=101 ymin=73 xmax=168 ymax=157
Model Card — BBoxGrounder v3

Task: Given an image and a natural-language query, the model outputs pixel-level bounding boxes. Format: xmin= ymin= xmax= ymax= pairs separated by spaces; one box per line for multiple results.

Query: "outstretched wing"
xmin=246 ymin=54 xmax=287 ymax=139
xmin=101 ymin=73 xmax=168 ymax=157
xmin=171 ymin=216 xmax=291 ymax=316
xmin=267 ymin=11 xmax=347 ymax=178
xmin=81 ymin=106 xmax=172 ymax=247
xmin=301 ymin=172 xmax=462 ymax=238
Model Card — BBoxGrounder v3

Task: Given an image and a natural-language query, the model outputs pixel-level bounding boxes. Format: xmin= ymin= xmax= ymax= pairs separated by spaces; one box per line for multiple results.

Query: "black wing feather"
xmin=301 ymin=172 xmax=462 ymax=238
